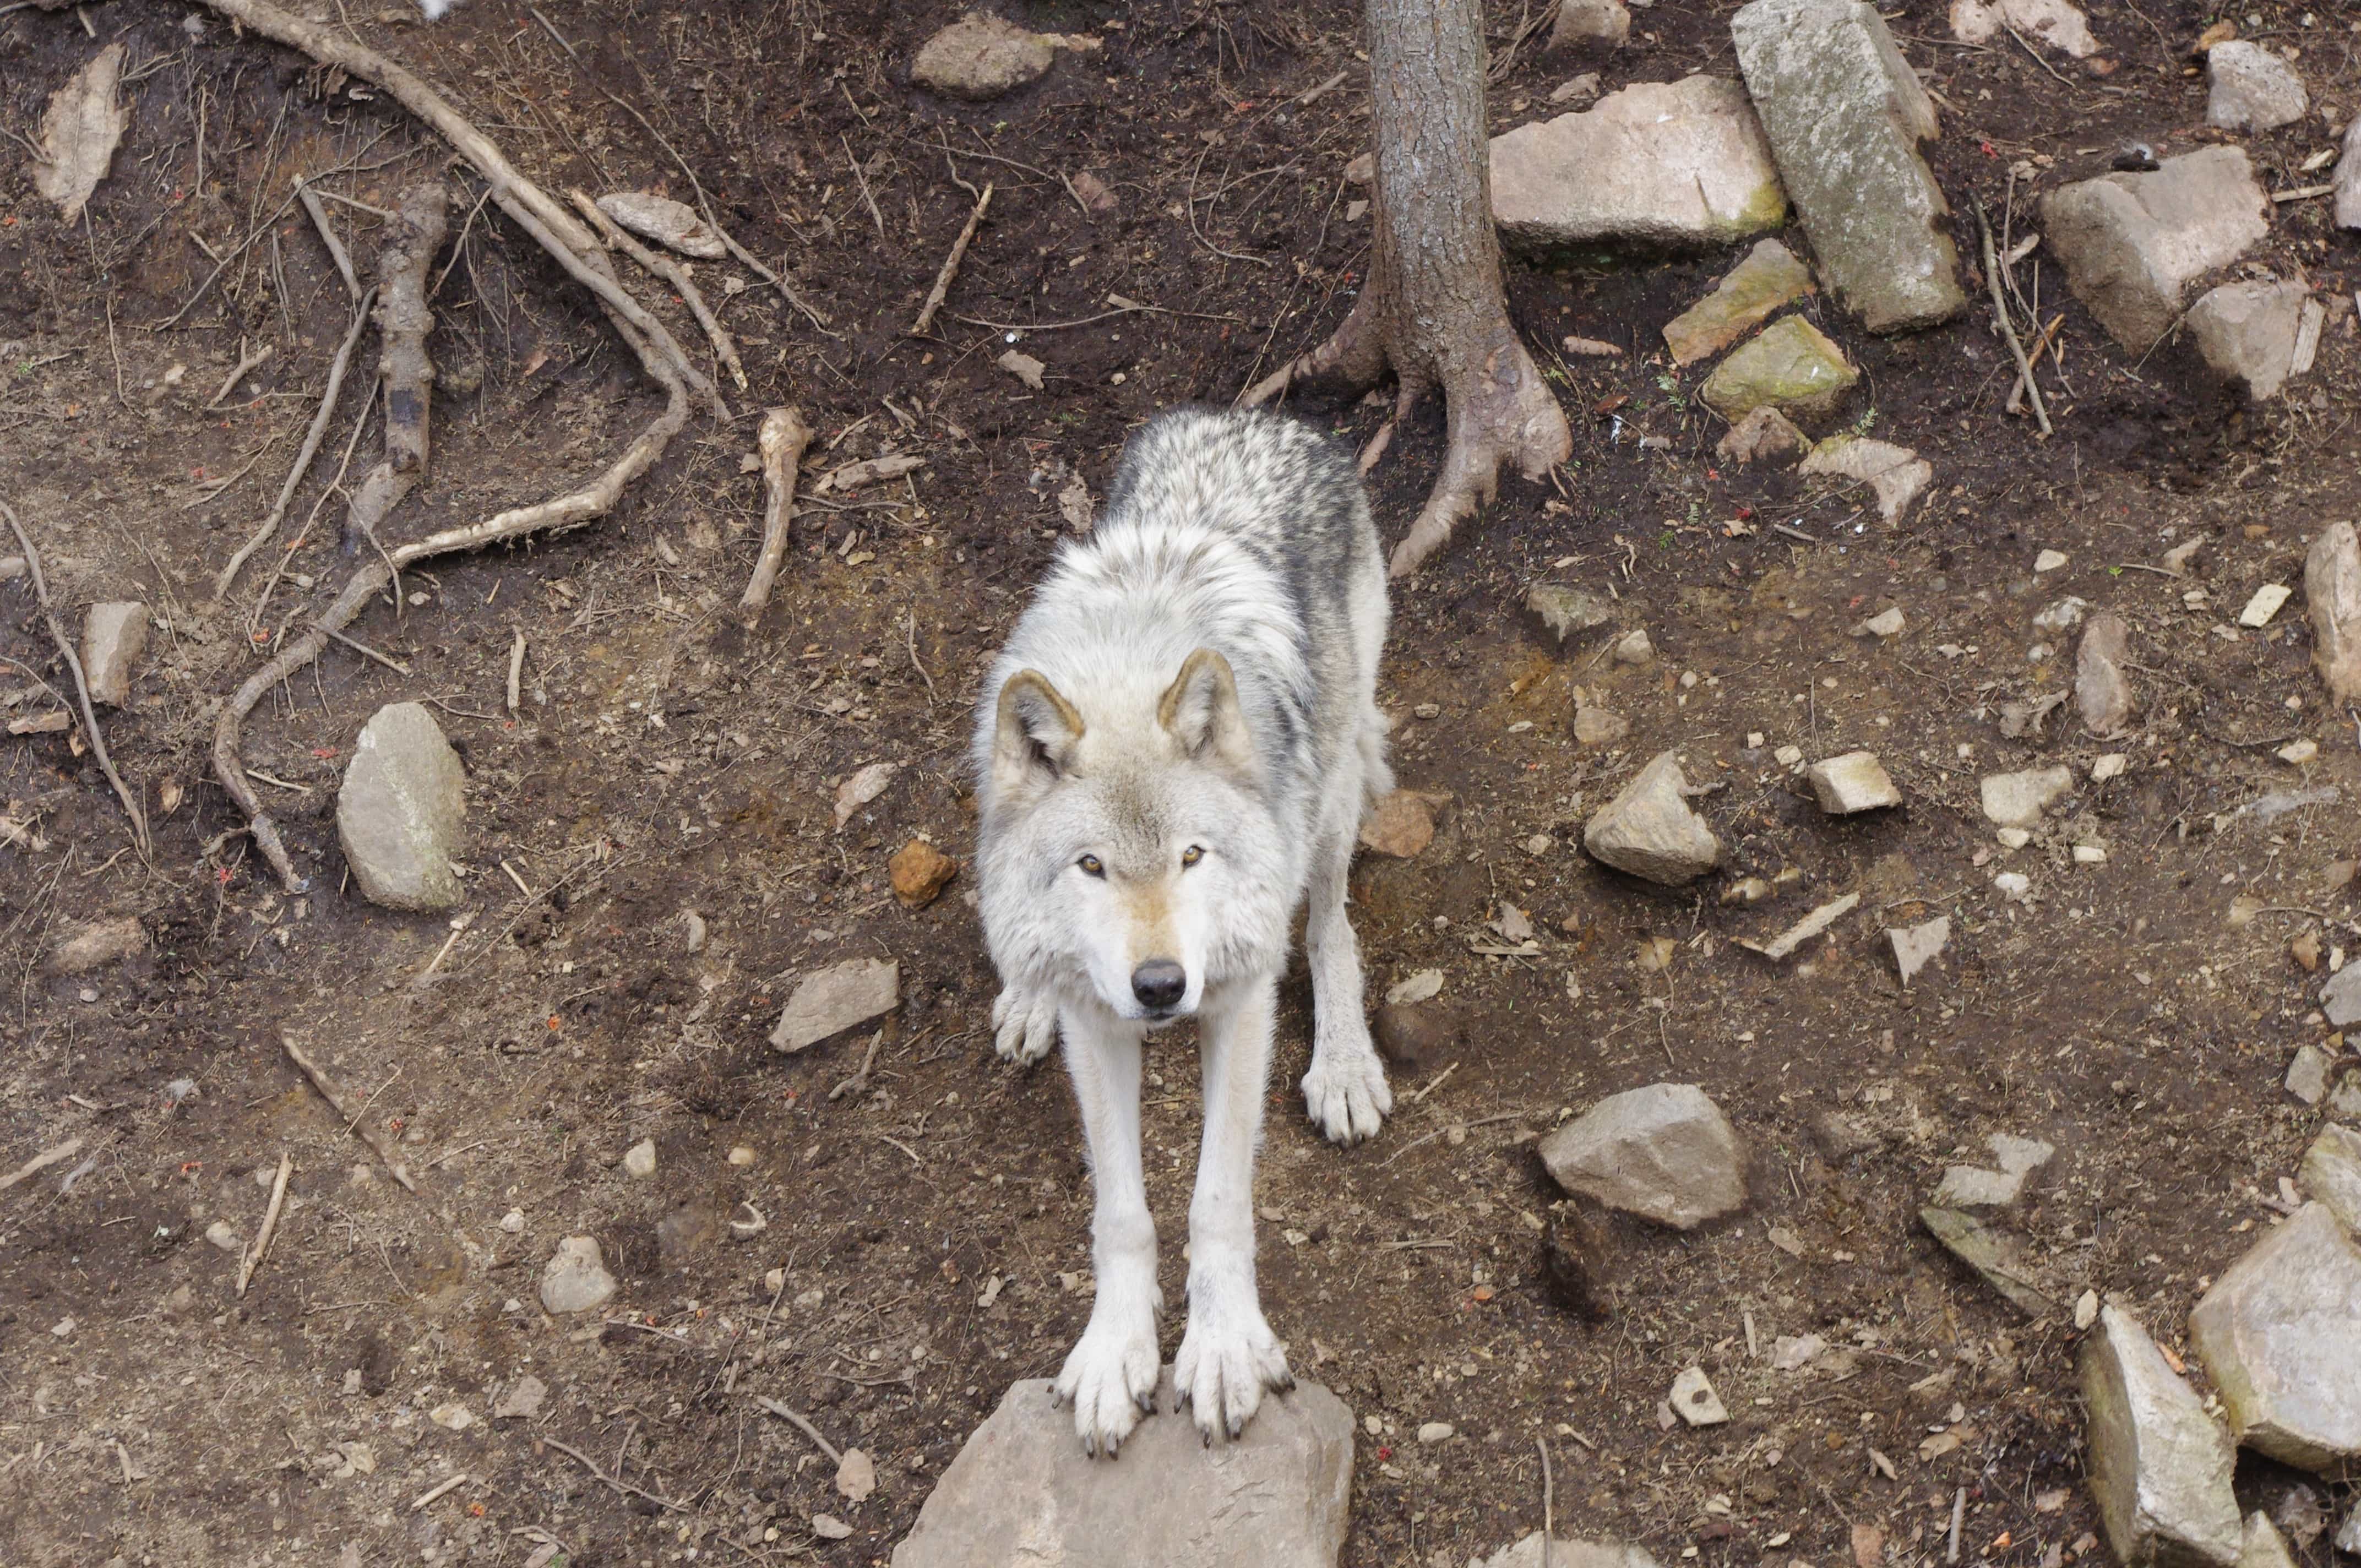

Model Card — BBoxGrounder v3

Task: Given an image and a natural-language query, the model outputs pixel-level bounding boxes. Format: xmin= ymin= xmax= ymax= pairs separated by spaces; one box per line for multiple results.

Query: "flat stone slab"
xmin=2186 ymin=280 xmax=2309 ymax=401
xmin=2078 ymin=612 xmax=2135 ymax=737
xmin=1538 ymin=1082 xmax=1745 ymax=1229
xmin=1807 ymin=750 xmax=1900 ymax=813
xmin=770 ymin=958 xmax=900 ymax=1053
xmin=2187 ymin=1202 xmax=2361 ymax=1473
xmin=2083 ymin=1303 xmax=2244 ymax=1568
xmin=2299 ymin=1124 xmax=2361 ymax=1234
xmin=1981 ymin=766 xmax=2072 ymax=829
xmin=1664 ymin=238 xmax=1814 ymax=365
xmin=1922 ymin=1206 xmax=2058 ymax=1316
xmin=1478 ymin=1538 xmax=1661 ymax=1568
xmin=1889 ymin=914 xmax=1950 ymax=987
xmin=80 ymin=601 xmax=148 ymax=707
xmin=912 ymin=12 xmax=1058 ymax=101
xmin=890 ymin=1372 xmax=1353 ymax=1567
xmin=2338 ymin=113 xmax=2361 ymax=231
xmin=1699 ymin=314 xmax=1858 ymax=428
xmin=1932 ymin=1132 xmax=2054 ymax=1207
xmin=1583 ymin=751 xmax=1722 ymax=885
xmin=1730 ymin=0 xmax=1965 ymax=331
xmin=1798 ymin=436 xmax=1930 ymax=524
xmin=1491 ymin=77 xmax=1787 ymax=253
xmin=2041 ymin=148 xmax=2270 ymax=352
xmin=337 ymin=701 xmax=466 ymax=913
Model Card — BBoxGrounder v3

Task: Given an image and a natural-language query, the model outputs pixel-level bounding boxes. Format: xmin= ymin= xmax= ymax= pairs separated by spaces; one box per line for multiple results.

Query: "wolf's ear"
xmin=1157 ymin=649 xmax=1254 ymax=775
xmin=993 ymin=669 xmax=1085 ymax=794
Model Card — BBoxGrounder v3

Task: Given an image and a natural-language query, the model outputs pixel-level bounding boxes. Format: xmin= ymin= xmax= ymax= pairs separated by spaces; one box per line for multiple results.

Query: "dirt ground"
xmin=3 ymin=0 xmax=2359 ymax=1563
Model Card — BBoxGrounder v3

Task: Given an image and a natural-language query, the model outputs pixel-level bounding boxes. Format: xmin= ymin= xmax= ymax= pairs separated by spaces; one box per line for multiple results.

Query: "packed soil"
xmin=2 ymin=0 xmax=2358 ymax=1564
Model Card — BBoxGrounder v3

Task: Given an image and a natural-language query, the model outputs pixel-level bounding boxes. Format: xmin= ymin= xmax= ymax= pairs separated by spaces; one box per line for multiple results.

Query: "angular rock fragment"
xmin=1669 ymin=1365 xmax=1729 ymax=1426
xmin=2298 ymin=1124 xmax=2361 ymax=1234
xmin=1663 ymin=238 xmax=1814 ymax=366
xmin=1477 ymin=1537 xmax=1662 ymax=1568
xmin=1922 ymin=1206 xmax=2058 ymax=1316
xmin=890 ymin=839 xmax=960 ymax=908
xmin=2082 ymin=1304 xmax=2244 ymax=1568
xmin=2337 ymin=115 xmax=2361 ymax=232
xmin=1949 ymin=0 xmax=2096 ymax=57
xmin=1699 ymin=315 xmax=1858 ymax=428
xmin=1490 ymin=78 xmax=1787 ymax=253
xmin=1549 ymin=0 xmax=1630 ymax=50
xmin=1529 ymin=583 xmax=1614 ymax=641
xmin=2324 ymin=966 xmax=2361 ymax=1030
xmin=1807 ymin=751 xmax=1899 ymax=814
xmin=2042 ymin=149 xmax=2270 ymax=352
xmin=2077 ymin=611 xmax=2135 ymax=736
xmin=1716 ymin=405 xmax=1811 ymax=465
xmin=2205 ymin=42 xmax=2307 ymax=134
xmin=595 ymin=192 xmax=726 ymax=259
xmin=337 ymin=702 xmax=467 ymax=913
xmin=1583 ymin=752 xmax=1721 ymax=885
xmin=2304 ymin=521 xmax=2361 ymax=703
xmin=1538 ymin=1083 xmax=1745 ymax=1229
xmin=80 ymin=601 xmax=148 ymax=706
xmin=1932 ymin=1133 xmax=2054 ymax=1208
xmin=541 ymin=1235 xmax=618 ymax=1315
xmin=889 ymin=1373 xmax=1352 ymax=1568
xmin=1799 ymin=437 xmax=1930 ymax=525
xmin=1889 ymin=915 xmax=1950 ymax=987
xmin=770 ymin=958 xmax=899 ymax=1053
xmin=911 ymin=12 xmax=1059 ymax=101
xmin=1981 ymin=766 xmax=2072 ymax=829
xmin=1361 ymin=789 xmax=1445 ymax=858
xmin=1740 ymin=892 xmax=1859 ymax=961
xmin=2186 ymin=1203 xmax=2361 ymax=1473
xmin=2185 ymin=281 xmax=2310 ymax=401
xmin=1730 ymin=0 xmax=1965 ymax=331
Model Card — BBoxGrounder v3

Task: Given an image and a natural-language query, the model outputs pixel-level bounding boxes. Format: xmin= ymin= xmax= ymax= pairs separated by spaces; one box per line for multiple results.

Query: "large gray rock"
xmin=2185 ymin=281 xmax=2309 ymax=401
xmin=80 ymin=601 xmax=148 ymax=706
xmin=2082 ymin=1304 xmax=2244 ymax=1568
xmin=2299 ymin=1124 xmax=2361 ymax=1234
xmin=891 ymin=1373 xmax=1353 ymax=1567
xmin=336 ymin=702 xmax=466 ymax=913
xmin=2337 ymin=114 xmax=2361 ymax=231
xmin=1583 ymin=751 xmax=1722 ymax=885
xmin=2187 ymin=1203 xmax=2361 ymax=1473
xmin=1490 ymin=78 xmax=1787 ymax=253
xmin=2305 ymin=521 xmax=2361 ymax=703
xmin=2041 ymin=149 xmax=2270 ymax=352
xmin=1729 ymin=0 xmax=1964 ymax=332
xmin=1537 ymin=1083 xmax=1745 ymax=1229
xmin=2236 ymin=1514 xmax=2296 ymax=1568
xmin=770 ymin=958 xmax=900 ymax=1053
xmin=2077 ymin=612 xmax=2135 ymax=736
xmin=1478 ymin=1538 xmax=1661 ymax=1568
xmin=911 ymin=12 xmax=1057 ymax=101
xmin=2205 ymin=42 xmax=2307 ymax=133
xmin=2325 ymin=966 xmax=2361 ymax=1030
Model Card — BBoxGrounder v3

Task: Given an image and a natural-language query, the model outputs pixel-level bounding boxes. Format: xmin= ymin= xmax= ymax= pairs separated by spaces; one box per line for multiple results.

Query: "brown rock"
xmin=889 ymin=839 xmax=960 ymax=908
xmin=911 ymin=12 xmax=1057 ymax=101
xmin=1372 ymin=1003 xmax=1457 ymax=1073
xmin=47 ymin=915 xmax=149 ymax=974
xmin=1716 ymin=405 xmax=1811 ymax=466
xmin=1360 ymin=789 xmax=1444 ymax=858
xmin=2076 ymin=612 xmax=2135 ymax=737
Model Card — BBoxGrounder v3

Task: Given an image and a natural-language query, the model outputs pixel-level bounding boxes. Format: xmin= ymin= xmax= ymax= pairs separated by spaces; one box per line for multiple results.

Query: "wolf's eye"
xmin=1078 ymin=854 xmax=1105 ymax=878
xmin=1180 ymin=845 xmax=1205 ymax=868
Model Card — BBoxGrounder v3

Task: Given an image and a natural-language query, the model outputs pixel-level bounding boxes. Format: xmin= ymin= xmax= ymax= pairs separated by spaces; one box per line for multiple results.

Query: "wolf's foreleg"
xmin=1049 ymin=1005 xmax=1162 ymax=1456
xmin=991 ymin=981 xmax=1059 ymax=1066
xmin=1174 ymin=975 xmax=1293 ymax=1441
xmin=1301 ymin=822 xmax=1394 ymax=1144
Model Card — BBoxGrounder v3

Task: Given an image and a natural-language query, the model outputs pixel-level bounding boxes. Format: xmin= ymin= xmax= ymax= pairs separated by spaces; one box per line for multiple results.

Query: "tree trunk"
xmin=1245 ymin=0 xmax=1569 ymax=576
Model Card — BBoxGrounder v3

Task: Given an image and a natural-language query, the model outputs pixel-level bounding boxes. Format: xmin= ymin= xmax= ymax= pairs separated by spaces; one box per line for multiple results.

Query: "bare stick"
xmin=910 ymin=182 xmax=992 ymax=336
xmin=542 ymin=1435 xmax=688 ymax=1512
xmin=281 ymin=1031 xmax=417 ymax=1191
xmin=568 ymin=188 xmax=746 ymax=394
xmin=0 ymin=1136 xmax=83 ymax=1194
xmin=1976 ymin=198 xmax=2050 ymax=438
xmin=1 ymin=500 xmax=151 ymax=858
xmin=297 ymin=177 xmax=361 ymax=301
xmin=740 ymin=406 xmax=813 ymax=621
xmin=214 ymin=285 xmax=377 ymax=601
xmin=2005 ymin=313 xmax=2064 ymax=417
xmin=343 ymin=182 xmax=449 ymax=554
xmin=247 ymin=387 xmax=372 ymax=638
xmin=237 ymin=1151 xmax=292 ymax=1295
xmin=1539 ymin=1435 xmax=1554 ymax=1568
xmin=308 ymin=619 xmax=411 ymax=676
xmin=204 ymin=341 xmax=274 ymax=410
xmin=1946 ymin=1485 xmax=1966 ymax=1564
xmin=754 ymin=1396 xmax=844 ymax=1464
xmin=505 ymin=628 xmax=525 ymax=714
xmin=410 ymin=1473 xmax=469 ymax=1511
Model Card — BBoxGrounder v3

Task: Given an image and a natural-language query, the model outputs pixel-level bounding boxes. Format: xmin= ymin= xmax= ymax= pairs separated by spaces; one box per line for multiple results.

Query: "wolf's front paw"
xmin=1301 ymin=1044 xmax=1393 ymax=1145
xmin=992 ymin=984 xmax=1059 ymax=1066
xmin=1052 ymin=1313 xmax=1161 ymax=1458
xmin=1173 ymin=1299 xmax=1291 ymax=1443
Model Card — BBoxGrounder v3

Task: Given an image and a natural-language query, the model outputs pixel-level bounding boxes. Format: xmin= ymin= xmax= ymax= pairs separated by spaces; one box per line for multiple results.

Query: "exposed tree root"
xmin=741 ymin=406 xmax=814 ymax=623
xmin=341 ymin=181 xmax=448 ymax=555
xmin=197 ymin=0 xmax=700 ymax=894
xmin=569 ymin=188 xmax=747 ymax=395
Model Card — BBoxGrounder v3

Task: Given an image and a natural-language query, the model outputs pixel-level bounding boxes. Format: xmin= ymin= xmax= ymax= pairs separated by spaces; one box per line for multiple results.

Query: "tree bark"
xmin=1245 ymin=0 xmax=1569 ymax=576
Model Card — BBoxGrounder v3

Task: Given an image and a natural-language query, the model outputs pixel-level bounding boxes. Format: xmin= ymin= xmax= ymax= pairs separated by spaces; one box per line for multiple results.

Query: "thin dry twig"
xmin=0 ymin=1136 xmax=83 ymax=1194
xmin=214 ymin=284 xmax=378 ymax=601
xmin=754 ymin=1396 xmax=844 ymax=1464
xmin=541 ymin=1436 xmax=690 ymax=1513
xmin=237 ymin=1151 xmax=292 ymax=1296
xmin=741 ymin=406 xmax=813 ymax=622
xmin=568 ymin=188 xmax=746 ymax=394
xmin=204 ymin=340 xmax=274 ymax=410
xmin=1 ymin=500 xmax=151 ymax=859
xmin=910 ymin=182 xmax=992 ymax=337
xmin=282 ymin=1031 xmax=417 ymax=1192
xmin=1976 ymin=197 xmax=2050 ymax=438
xmin=505 ymin=628 xmax=525 ymax=714
xmin=297 ymin=175 xmax=361 ymax=300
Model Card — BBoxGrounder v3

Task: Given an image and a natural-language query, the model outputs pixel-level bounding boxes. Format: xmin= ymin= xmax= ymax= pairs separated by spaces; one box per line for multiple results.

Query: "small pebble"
xmin=623 ymin=1139 xmax=656 ymax=1178
xmin=1417 ymin=1421 xmax=1456 ymax=1445
xmin=728 ymin=1145 xmax=758 ymax=1167
xmin=499 ymin=1209 xmax=526 ymax=1233
xmin=2278 ymin=738 xmax=2318 ymax=765
xmin=2034 ymin=549 xmax=2069 ymax=573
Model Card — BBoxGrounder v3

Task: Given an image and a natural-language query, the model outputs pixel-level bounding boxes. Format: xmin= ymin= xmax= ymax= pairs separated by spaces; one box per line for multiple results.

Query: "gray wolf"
xmin=973 ymin=407 xmax=1396 ymax=1455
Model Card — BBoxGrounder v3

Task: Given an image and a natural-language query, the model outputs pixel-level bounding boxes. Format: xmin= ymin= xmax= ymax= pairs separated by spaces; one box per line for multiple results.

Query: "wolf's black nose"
xmin=1131 ymin=960 xmax=1186 ymax=1011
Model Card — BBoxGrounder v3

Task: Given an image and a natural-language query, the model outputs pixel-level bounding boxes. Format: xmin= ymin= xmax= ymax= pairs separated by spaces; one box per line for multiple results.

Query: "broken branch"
xmin=568 ymin=188 xmax=746 ymax=394
xmin=910 ymin=181 xmax=993 ymax=337
xmin=282 ymin=1032 xmax=417 ymax=1192
xmin=740 ymin=406 xmax=814 ymax=622
xmin=237 ymin=1151 xmax=292 ymax=1296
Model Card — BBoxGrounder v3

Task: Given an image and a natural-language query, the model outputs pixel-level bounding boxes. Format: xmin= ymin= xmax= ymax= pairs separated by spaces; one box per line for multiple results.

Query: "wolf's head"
xmin=977 ymin=649 xmax=1288 ymax=1024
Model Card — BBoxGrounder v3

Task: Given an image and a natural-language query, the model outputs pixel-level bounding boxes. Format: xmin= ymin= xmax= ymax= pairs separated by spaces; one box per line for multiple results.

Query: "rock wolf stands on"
xmin=973 ymin=407 xmax=1396 ymax=1454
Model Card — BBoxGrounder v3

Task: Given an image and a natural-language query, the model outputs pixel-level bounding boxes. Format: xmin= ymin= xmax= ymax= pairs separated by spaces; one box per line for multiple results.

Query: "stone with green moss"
xmin=1698 ymin=315 xmax=1858 ymax=427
